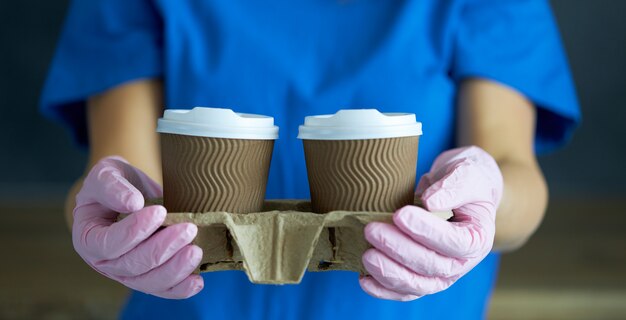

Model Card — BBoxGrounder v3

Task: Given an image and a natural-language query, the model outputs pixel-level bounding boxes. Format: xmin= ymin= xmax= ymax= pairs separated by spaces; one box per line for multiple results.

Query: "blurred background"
xmin=1 ymin=0 xmax=625 ymax=319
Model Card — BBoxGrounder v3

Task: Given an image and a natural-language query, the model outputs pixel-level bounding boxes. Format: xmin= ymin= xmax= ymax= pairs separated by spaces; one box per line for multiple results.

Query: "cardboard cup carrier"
xmin=143 ymin=108 xmax=437 ymax=284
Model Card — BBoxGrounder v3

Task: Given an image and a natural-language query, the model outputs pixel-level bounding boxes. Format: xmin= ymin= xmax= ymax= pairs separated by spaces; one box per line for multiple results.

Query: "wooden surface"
xmin=0 ymin=199 xmax=624 ymax=319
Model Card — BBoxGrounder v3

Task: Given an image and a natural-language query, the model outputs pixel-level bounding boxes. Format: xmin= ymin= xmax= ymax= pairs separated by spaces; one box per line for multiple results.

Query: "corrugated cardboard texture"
xmin=136 ymin=198 xmax=451 ymax=285
xmin=303 ymin=137 xmax=419 ymax=213
xmin=160 ymin=134 xmax=274 ymax=213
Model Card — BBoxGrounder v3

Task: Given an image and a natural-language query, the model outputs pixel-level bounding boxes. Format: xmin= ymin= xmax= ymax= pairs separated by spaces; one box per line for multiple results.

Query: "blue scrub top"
xmin=41 ymin=0 xmax=580 ymax=319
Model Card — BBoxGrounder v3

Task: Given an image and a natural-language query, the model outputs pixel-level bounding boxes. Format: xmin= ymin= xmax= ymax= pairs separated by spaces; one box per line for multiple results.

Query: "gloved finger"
xmin=120 ymin=245 xmax=203 ymax=293
xmin=364 ymin=222 xmax=465 ymax=277
xmin=153 ymin=274 xmax=204 ymax=299
xmin=72 ymin=203 xmax=119 ymax=226
xmin=362 ymin=249 xmax=454 ymax=296
xmin=392 ymin=206 xmax=489 ymax=259
xmin=416 ymin=144 xmax=481 ymax=196
xmin=76 ymin=205 xmax=166 ymax=260
xmin=414 ymin=173 xmax=433 ymax=197
xmin=79 ymin=157 xmax=146 ymax=213
xmin=359 ymin=276 xmax=419 ymax=301
xmin=414 ymin=158 xmax=467 ymax=198
xmin=420 ymin=158 xmax=479 ymax=211
xmin=95 ymin=223 xmax=198 ymax=277
xmin=111 ymin=157 xmax=163 ymax=199
xmin=420 ymin=156 xmax=502 ymax=212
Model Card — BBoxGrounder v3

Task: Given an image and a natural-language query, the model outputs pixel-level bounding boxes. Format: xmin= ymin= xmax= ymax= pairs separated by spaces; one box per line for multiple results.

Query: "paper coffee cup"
xmin=298 ymin=109 xmax=422 ymax=213
xmin=157 ymin=107 xmax=278 ymax=213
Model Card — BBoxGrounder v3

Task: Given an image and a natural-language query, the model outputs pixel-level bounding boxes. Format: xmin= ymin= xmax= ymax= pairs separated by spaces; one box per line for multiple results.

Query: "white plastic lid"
xmin=157 ymin=107 xmax=279 ymax=140
xmin=297 ymin=109 xmax=422 ymax=140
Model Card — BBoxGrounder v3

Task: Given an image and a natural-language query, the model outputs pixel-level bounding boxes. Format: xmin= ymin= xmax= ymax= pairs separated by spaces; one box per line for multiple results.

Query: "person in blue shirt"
xmin=40 ymin=0 xmax=580 ymax=318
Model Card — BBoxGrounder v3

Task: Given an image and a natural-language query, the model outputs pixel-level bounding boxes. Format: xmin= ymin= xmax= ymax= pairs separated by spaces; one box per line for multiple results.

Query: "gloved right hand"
xmin=72 ymin=156 xmax=204 ymax=299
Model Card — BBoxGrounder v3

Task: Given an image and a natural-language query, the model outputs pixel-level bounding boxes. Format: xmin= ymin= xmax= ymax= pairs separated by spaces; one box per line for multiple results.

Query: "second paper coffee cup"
xmin=298 ymin=109 xmax=422 ymax=213
xmin=157 ymin=107 xmax=278 ymax=213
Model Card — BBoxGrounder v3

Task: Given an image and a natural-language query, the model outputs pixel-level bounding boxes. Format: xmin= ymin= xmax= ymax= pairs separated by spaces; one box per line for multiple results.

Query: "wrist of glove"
xmin=72 ymin=156 xmax=204 ymax=299
xmin=360 ymin=146 xmax=503 ymax=301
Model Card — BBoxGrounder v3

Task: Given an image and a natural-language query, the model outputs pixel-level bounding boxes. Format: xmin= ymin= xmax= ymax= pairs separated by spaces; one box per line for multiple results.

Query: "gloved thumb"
xmin=77 ymin=156 xmax=146 ymax=213
xmin=420 ymin=147 xmax=502 ymax=212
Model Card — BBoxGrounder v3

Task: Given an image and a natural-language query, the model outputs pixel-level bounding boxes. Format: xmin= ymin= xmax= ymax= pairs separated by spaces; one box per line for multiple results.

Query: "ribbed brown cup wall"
xmin=161 ymin=133 xmax=274 ymax=213
xmin=304 ymin=137 xmax=419 ymax=213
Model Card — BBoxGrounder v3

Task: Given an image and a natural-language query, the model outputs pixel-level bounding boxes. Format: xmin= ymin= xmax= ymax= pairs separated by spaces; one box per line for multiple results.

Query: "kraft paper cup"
xmin=157 ymin=107 xmax=278 ymax=213
xmin=298 ymin=109 xmax=422 ymax=213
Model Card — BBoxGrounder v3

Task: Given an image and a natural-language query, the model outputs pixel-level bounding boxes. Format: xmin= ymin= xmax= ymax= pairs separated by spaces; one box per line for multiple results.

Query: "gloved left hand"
xmin=359 ymin=146 xmax=503 ymax=301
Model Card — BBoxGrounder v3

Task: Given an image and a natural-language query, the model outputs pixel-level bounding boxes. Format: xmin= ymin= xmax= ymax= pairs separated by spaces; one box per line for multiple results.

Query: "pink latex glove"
xmin=73 ymin=156 xmax=204 ymax=299
xmin=360 ymin=146 xmax=503 ymax=301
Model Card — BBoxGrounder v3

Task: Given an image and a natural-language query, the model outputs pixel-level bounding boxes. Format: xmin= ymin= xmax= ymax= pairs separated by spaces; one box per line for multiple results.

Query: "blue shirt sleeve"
xmin=39 ymin=0 xmax=163 ymax=147
xmin=451 ymin=0 xmax=581 ymax=154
